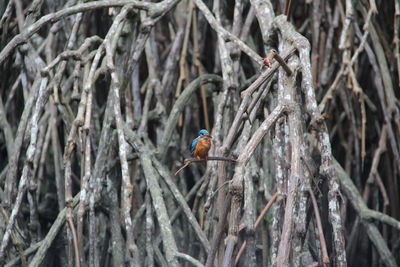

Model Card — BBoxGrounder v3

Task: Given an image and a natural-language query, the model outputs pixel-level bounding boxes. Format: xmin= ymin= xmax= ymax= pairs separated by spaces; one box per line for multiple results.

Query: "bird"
xmin=191 ymin=129 xmax=212 ymax=160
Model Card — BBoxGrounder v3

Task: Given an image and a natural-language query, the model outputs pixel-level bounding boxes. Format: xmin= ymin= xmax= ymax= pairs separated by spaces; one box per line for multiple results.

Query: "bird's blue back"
xmin=191 ymin=137 xmax=199 ymax=154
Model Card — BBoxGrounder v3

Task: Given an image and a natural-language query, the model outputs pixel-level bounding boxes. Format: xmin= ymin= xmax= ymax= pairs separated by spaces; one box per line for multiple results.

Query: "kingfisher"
xmin=191 ymin=129 xmax=212 ymax=160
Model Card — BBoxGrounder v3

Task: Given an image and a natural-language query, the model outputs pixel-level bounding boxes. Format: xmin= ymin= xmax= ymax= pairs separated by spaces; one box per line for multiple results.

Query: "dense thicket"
xmin=0 ymin=0 xmax=399 ymax=266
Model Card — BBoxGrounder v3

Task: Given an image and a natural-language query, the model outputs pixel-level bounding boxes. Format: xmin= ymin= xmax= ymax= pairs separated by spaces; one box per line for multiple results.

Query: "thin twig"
xmin=263 ymin=49 xmax=293 ymax=75
xmin=234 ymin=192 xmax=278 ymax=265
xmin=308 ymin=188 xmax=330 ymax=266
xmin=174 ymin=157 xmax=237 ymax=176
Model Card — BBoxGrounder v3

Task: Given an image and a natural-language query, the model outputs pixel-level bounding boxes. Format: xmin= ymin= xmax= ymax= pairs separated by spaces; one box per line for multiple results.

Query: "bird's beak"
xmin=207 ymin=135 xmax=212 ymax=139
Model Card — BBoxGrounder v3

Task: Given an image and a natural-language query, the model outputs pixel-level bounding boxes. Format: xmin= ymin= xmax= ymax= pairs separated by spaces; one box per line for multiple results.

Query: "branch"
xmin=308 ymin=188 xmax=330 ymax=266
xmin=4 ymin=241 xmax=42 ymax=267
xmin=193 ymin=0 xmax=263 ymax=64
xmin=262 ymin=49 xmax=293 ymax=75
xmin=0 ymin=0 xmax=157 ymax=66
xmin=174 ymin=157 xmax=237 ymax=176
xmin=205 ymin=194 xmax=232 ymax=267
xmin=334 ymin=160 xmax=400 ymax=231
xmin=29 ymin=193 xmax=80 ymax=267
xmin=234 ymin=192 xmax=278 ymax=265
xmin=175 ymin=252 xmax=205 ymax=267
xmin=152 ymin=158 xmax=211 ymax=252
xmin=237 ymin=104 xmax=286 ymax=165
xmin=275 ymin=15 xmax=347 ymax=265
xmin=104 ymin=6 xmax=140 ymax=265
xmin=124 ymin=128 xmax=181 ymax=266
xmin=334 ymin=159 xmax=398 ymax=267
xmin=157 ymin=74 xmax=222 ymax=161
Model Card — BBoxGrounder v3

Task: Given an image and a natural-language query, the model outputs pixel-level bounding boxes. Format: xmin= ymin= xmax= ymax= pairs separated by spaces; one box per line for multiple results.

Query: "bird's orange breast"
xmin=194 ymin=137 xmax=212 ymax=158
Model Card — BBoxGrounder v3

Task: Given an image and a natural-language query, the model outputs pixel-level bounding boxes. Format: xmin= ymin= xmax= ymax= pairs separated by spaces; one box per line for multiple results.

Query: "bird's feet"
xmin=196 ymin=156 xmax=201 ymax=160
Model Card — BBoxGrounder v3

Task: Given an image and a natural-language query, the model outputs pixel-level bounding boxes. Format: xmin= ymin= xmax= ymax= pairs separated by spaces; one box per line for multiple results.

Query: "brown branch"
xmin=205 ymin=194 xmax=232 ymax=267
xmin=234 ymin=192 xmax=278 ymax=265
xmin=263 ymin=49 xmax=293 ymax=75
xmin=362 ymin=126 xmax=388 ymax=203
xmin=174 ymin=157 xmax=237 ymax=176
xmin=284 ymin=0 xmax=293 ymax=21
xmin=66 ymin=217 xmax=80 ymax=267
xmin=308 ymin=188 xmax=330 ymax=266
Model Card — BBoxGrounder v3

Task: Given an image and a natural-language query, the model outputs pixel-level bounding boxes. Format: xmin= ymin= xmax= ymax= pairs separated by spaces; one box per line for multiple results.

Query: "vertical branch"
xmin=275 ymin=15 xmax=347 ymax=266
xmin=145 ymin=193 xmax=155 ymax=267
xmin=276 ymin=56 xmax=301 ymax=267
xmin=192 ymin=8 xmax=210 ymax=130
xmin=3 ymin=77 xmax=40 ymax=209
xmin=249 ymin=0 xmax=274 ymax=53
xmin=223 ymin=104 xmax=286 ymax=267
xmin=50 ymin=99 xmax=65 ymax=211
xmin=271 ymin=117 xmax=286 ymax=266
xmin=395 ymin=0 xmax=400 ymax=85
xmin=140 ymin=151 xmax=179 ymax=266
xmin=76 ymin=82 xmax=93 ymax=265
xmin=0 ymin=76 xmax=48 ymax=262
xmin=104 ymin=6 xmax=139 ymax=266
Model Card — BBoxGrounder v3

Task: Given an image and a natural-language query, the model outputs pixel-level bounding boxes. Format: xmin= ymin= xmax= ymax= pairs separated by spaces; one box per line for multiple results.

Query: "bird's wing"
xmin=190 ymin=137 xmax=198 ymax=154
